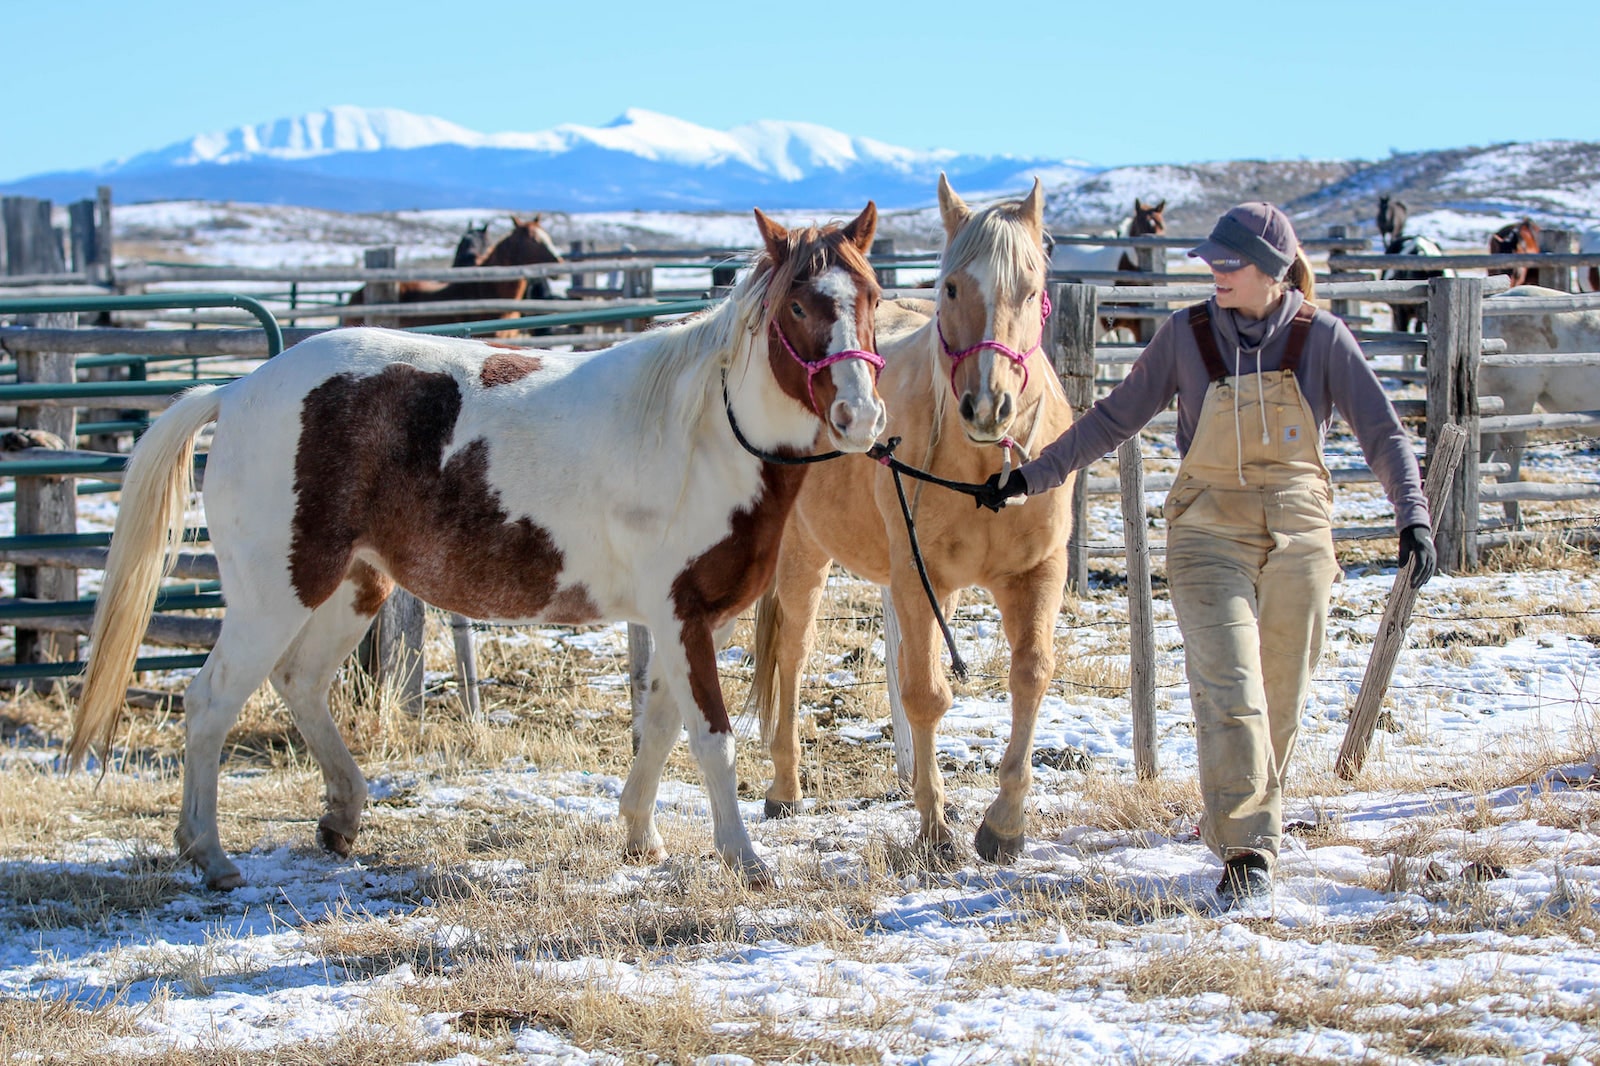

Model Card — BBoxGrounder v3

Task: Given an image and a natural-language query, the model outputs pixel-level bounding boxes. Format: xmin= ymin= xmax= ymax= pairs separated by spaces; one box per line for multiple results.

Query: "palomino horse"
xmin=1480 ymin=285 xmax=1600 ymax=525
xmin=70 ymin=204 xmax=887 ymax=890
xmin=1489 ymin=218 xmax=1542 ymax=288
xmin=346 ymin=215 xmax=564 ymax=326
xmin=749 ymin=175 xmax=1075 ymax=862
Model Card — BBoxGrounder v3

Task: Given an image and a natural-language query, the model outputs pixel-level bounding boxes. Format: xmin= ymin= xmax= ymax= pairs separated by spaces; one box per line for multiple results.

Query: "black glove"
xmin=1398 ymin=524 xmax=1436 ymax=588
xmin=974 ymin=470 xmax=1029 ymax=513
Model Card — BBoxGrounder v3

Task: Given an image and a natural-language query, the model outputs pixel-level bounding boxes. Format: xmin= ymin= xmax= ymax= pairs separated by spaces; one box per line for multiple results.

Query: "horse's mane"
xmin=924 ymin=197 xmax=1050 ymax=439
xmin=625 ymin=255 xmax=772 ymax=441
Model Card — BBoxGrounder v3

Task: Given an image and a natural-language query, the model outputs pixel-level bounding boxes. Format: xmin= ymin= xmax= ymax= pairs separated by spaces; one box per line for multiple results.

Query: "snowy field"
xmin=1 ymin=411 xmax=1598 ymax=1063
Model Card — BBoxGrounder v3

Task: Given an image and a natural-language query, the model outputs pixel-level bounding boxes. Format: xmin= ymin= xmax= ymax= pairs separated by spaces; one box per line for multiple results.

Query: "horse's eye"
xmin=945 ymin=282 xmax=957 ymax=299
xmin=790 ymin=301 xmax=805 ymax=318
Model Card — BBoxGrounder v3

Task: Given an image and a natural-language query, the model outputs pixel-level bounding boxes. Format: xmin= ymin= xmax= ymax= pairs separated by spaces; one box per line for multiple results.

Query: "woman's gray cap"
xmin=1188 ymin=202 xmax=1299 ymax=279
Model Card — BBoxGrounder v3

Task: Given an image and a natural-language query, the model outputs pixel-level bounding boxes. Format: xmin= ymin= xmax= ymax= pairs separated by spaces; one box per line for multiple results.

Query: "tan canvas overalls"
xmin=1163 ymin=301 xmax=1339 ymax=865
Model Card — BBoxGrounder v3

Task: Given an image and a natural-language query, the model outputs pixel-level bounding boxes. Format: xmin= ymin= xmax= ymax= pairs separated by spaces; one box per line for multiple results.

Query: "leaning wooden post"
xmin=363 ymin=247 xmax=398 ymax=328
xmin=1540 ymin=229 xmax=1579 ymax=294
xmin=627 ymin=623 xmax=654 ymax=752
xmin=13 ymin=313 xmax=80 ymax=671
xmin=1336 ymin=424 xmax=1468 ymax=779
xmin=1049 ymin=282 xmax=1097 ymax=596
xmin=1118 ymin=436 xmax=1158 ymax=780
xmin=1425 ymin=276 xmax=1482 ymax=572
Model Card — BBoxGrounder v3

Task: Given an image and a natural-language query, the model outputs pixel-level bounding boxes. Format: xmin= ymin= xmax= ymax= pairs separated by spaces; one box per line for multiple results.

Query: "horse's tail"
xmin=69 ymin=384 xmax=225 ymax=770
xmin=744 ymin=583 xmax=783 ymax=751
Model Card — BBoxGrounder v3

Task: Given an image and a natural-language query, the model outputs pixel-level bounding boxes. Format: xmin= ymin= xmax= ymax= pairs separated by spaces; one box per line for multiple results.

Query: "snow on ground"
xmin=2 ymin=403 xmax=1598 ymax=1061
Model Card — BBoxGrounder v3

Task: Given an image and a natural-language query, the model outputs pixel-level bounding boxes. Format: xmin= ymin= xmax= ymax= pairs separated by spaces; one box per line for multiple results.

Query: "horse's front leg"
xmin=628 ymin=613 xmax=769 ymax=882
xmin=975 ymin=558 xmax=1065 ymax=863
xmin=887 ymin=574 xmax=957 ymax=857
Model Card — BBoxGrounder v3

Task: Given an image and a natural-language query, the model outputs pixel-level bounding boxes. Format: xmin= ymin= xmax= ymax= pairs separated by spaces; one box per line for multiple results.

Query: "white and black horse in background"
xmin=1383 ymin=233 xmax=1452 ymax=334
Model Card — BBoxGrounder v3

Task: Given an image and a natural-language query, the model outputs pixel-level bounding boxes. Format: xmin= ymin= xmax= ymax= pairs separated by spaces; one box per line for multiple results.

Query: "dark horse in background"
xmin=1049 ymin=197 xmax=1167 ymax=344
xmin=1489 ymin=218 xmax=1542 ymax=288
xmin=450 ymin=221 xmax=490 ymax=268
xmin=1377 ymin=195 xmax=1408 ymax=247
xmin=346 ymin=215 xmax=564 ymax=328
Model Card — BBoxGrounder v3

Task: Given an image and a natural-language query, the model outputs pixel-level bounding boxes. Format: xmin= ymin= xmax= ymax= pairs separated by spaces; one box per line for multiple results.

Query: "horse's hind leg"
xmin=269 ymin=575 xmax=389 ymax=859
xmin=975 ymin=558 xmax=1065 ymax=864
xmin=179 ymin=603 xmax=311 ymax=890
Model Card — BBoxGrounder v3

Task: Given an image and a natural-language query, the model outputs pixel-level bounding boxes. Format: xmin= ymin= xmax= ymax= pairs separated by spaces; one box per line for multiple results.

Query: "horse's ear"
xmin=938 ymin=173 xmax=970 ymax=241
xmin=531 ymin=214 xmax=541 ymax=225
xmin=1020 ymin=177 xmax=1045 ymax=235
xmin=510 ymin=214 xmax=523 ymax=227
xmin=1135 ymin=197 xmax=1147 ymax=212
xmin=842 ymin=201 xmax=877 ymax=255
xmin=753 ymin=208 xmax=789 ymax=263
xmin=1154 ymin=199 xmax=1166 ymax=212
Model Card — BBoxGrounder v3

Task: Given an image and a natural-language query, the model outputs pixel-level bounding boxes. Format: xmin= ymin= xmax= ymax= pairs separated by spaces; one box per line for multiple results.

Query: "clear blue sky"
xmin=3 ymin=0 xmax=1595 ymax=183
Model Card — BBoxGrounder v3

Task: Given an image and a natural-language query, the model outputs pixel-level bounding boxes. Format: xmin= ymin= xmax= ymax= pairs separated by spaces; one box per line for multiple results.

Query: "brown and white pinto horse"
xmin=749 ymin=176 xmax=1075 ymax=863
xmin=346 ymin=215 xmax=564 ymax=326
xmin=70 ymin=204 xmax=886 ymax=890
xmin=1489 ymin=218 xmax=1541 ymax=288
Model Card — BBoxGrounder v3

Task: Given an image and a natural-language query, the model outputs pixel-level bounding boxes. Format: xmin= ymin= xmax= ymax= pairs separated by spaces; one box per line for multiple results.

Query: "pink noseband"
xmin=938 ymin=291 xmax=1051 ymax=398
xmin=770 ymin=319 xmax=884 ymax=415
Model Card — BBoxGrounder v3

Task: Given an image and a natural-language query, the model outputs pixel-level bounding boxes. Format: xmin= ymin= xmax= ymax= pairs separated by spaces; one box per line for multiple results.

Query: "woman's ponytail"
xmin=1284 ymin=248 xmax=1316 ymax=302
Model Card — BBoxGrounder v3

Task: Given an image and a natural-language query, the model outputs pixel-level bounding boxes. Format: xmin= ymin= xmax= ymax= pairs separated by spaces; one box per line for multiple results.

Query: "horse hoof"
xmin=764 ymin=798 xmax=802 ymax=820
xmin=318 ymin=823 xmax=356 ymax=858
xmin=205 ymin=869 xmax=245 ymax=891
xmin=974 ymin=822 xmax=1025 ymax=864
xmin=741 ymin=859 xmax=776 ymax=888
xmin=623 ymin=843 xmax=668 ymax=864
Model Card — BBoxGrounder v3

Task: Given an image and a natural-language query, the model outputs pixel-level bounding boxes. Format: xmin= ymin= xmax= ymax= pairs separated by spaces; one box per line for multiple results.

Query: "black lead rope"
xmin=724 ymin=384 xmax=973 ymax=679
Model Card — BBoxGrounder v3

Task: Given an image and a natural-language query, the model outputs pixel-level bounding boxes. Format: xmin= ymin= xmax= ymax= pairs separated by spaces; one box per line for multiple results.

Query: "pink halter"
xmin=938 ymin=291 xmax=1052 ymax=398
xmin=769 ymin=319 xmax=884 ymax=416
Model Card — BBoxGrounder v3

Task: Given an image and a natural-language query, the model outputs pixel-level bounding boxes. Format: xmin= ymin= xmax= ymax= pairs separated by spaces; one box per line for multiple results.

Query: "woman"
xmin=976 ymin=202 xmax=1436 ymax=903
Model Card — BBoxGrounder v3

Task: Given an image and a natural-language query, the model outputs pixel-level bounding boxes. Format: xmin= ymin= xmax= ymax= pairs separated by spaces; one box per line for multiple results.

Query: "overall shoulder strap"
xmin=1186 ymin=303 xmax=1229 ymax=381
xmin=1280 ymin=302 xmax=1318 ymax=374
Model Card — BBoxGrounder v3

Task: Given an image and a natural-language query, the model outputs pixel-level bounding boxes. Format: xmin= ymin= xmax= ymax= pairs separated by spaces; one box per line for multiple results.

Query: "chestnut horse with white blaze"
xmin=748 ymin=176 xmax=1075 ymax=862
xmin=70 ymin=204 xmax=886 ymax=890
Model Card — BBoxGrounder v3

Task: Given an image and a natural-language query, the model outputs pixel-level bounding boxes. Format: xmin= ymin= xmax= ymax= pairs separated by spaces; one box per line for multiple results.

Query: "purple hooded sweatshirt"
xmin=1017 ymin=290 xmax=1430 ymax=532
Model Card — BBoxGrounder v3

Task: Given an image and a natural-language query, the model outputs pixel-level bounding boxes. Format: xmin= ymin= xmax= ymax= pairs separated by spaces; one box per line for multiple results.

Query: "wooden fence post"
xmin=1049 ymin=282 xmax=1097 ymax=596
xmin=2 ymin=196 xmax=67 ymax=275
xmin=1118 ymin=436 xmax=1157 ymax=780
xmin=623 ymin=254 xmax=654 ymax=333
xmin=871 ymin=238 xmax=896 ymax=288
xmin=1325 ymin=225 xmax=1359 ymax=326
xmin=628 ymin=623 xmax=654 ymax=752
xmin=1425 ymin=276 xmax=1483 ymax=572
xmin=1540 ymin=229 xmax=1579 ymax=294
xmin=358 ymin=592 xmax=426 ymax=716
xmin=1336 ymin=424 xmax=1468 ymax=779
xmin=363 ymin=247 xmax=398 ymax=327
xmin=13 ymin=313 xmax=80 ymax=670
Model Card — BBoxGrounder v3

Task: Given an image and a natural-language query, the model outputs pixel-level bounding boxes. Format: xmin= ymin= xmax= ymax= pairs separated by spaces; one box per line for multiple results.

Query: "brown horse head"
xmin=1132 ymin=197 xmax=1167 ymax=237
xmin=752 ymin=203 xmax=885 ymax=450
xmin=477 ymin=215 xmax=563 ymax=299
xmin=936 ymin=174 xmax=1050 ymax=445
xmin=1489 ymin=217 xmax=1541 ymax=286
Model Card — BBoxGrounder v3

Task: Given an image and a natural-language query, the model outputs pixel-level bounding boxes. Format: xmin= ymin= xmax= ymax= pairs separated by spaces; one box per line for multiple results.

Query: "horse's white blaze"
xmin=815 ymin=266 xmax=885 ymax=445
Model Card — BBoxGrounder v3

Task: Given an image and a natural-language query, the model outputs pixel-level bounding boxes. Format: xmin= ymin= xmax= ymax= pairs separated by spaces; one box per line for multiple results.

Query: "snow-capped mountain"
xmin=1 ymin=105 xmax=1087 ymax=212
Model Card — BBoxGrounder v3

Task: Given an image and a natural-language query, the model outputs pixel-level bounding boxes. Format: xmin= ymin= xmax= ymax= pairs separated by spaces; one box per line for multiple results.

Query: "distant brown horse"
xmin=1377 ymin=195 xmax=1408 ymax=246
xmin=346 ymin=215 xmax=563 ymax=327
xmin=1489 ymin=218 xmax=1541 ymax=288
xmin=1048 ymin=197 xmax=1167 ymax=344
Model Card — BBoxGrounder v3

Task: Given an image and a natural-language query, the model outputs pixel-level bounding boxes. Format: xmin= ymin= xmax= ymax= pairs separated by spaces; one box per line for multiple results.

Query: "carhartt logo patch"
xmin=1284 ymin=425 xmax=1301 ymax=444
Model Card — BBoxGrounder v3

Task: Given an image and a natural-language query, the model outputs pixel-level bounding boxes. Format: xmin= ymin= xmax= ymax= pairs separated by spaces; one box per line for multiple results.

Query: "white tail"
xmin=69 ymin=385 xmax=224 ymax=769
